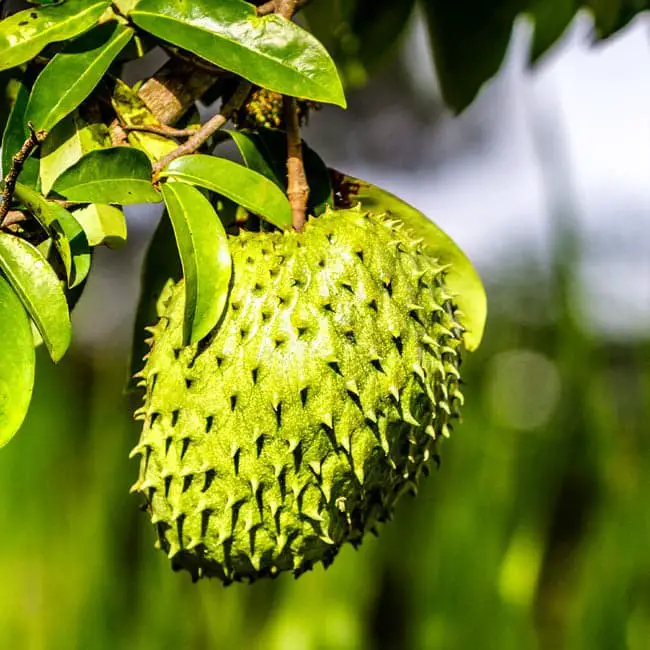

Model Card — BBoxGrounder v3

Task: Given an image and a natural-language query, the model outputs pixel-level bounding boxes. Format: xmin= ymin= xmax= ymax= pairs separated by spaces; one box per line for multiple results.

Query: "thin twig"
xmin=283 ymin=96 xmax=309 ymax=231
xmin=152 ymin=81 xmax=252 ymax=175
xmin=124 ymin=124 xmax=200 ymax=138
xmin=257 ymin=0 xmax=312 ymax=16
xmin=109 ymin=118 xmax=129 ymax=146
xmin=53 ymin=200 xmax=80 ymax=209
xmin=0 ymin=124 xmax=47 ymax=226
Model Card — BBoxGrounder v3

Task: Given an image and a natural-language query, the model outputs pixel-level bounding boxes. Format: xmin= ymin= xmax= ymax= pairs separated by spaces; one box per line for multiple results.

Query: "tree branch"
xmin=138 ymin=59 xmax=219 ymax=126
xmin=109 ymin=118 xmax=129 ymax=146
xmin=257 ymin=0 xmax=312 ymax=16
xmin=1 ymin=210 xmax=28 ymax=228
xmin=283 ymin=96 xmax=309 ymax=231
xmin=124 ymin=124 xmax=199 ymax=138
xmin=152 ymin=81 xmax=252 ymax=175
xmin=0 ymin=124 xmax=47 ymax=226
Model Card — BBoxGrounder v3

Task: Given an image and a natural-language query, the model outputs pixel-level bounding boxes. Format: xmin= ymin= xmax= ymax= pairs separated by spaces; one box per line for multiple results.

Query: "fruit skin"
xmin=131 ymin=208 xmax=464 ymax=584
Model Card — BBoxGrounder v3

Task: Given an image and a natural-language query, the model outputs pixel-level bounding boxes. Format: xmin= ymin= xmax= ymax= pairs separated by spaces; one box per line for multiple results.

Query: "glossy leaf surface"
xmin=161 ymin=181 xmax=232 ymax=345
xmin=0 ymin=274 xmax=35 ymax=448
xmin=0 ymin=232 xmax=71 ymax=362
xmin=72 ymin=204 xmax=127 ymax=248
xmin=25 ymin=22 xmax=133 ymax=132
xmin=0 ymin=0 xmax=111 ymax=72
xmin=51 ymin=147 xmax=161 ymax=204
xmin=334 ymin=170 xmax=487 ymax=351
xmin=14 ymin=182 xmax=90 ymax=288
xmin=130 ymin=0 xmax=346 ymax=106
xmin=39 ymin=109 xmax=112 ymax=196
xmin=160 ymin=154 xmax=292 ymax=230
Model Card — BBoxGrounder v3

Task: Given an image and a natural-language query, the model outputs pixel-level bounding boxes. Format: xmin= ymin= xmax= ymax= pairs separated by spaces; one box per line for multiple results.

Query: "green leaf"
xmin=0 ymin=0 xmax=111 ymax=72
xmin=419 ymin=0 xmax=650 ymax=112
xmin=130 ymin=0 xmax=346 ymax=107
xmin=0 ymin=273 xmax=35 ymax=449
xmin=39 ymin=108 xmax=112 ymax=196
xmin=161 ymin=181 xmax=232 ymax=345
xmin=113 ymin=0 xmax=139 ymax=13
xmin=0 ymin=232 xmax=71 ymax=362
xmin=304 ymin=0 xmax=415 ymax=87
xmin=111 ymin=78 xmax=178 ymax=161
xmin=419 ymin=0 xmax=518 ymax=112
xmin=25 ymin=22 xmax=133 ymax=132
xmin=72 ymin=203 xmax=127 ymax=248
xmin=160 ymin=154 xmax=292 ymax=230
xmin=14 ymin=182 xmax=91 ymax=287
xmin=219 ymin=128 xmax=333 ymax=217
xmin=1 ymin=74 xmax=39 ymax=188
xmin=64 ymin=257 xmax=92 ymax=312
xmin=333 ymin=170 xmax=487 ymax=351
xmin=51 ymin=146 xmax=161 ymax=204
xmin=127 ymin=211 xmax=181 ymax=391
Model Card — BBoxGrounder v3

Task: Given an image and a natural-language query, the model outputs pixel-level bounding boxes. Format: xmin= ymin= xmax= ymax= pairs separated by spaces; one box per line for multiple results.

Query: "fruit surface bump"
xmin=132 ymin=208 xmax=464 ymax=583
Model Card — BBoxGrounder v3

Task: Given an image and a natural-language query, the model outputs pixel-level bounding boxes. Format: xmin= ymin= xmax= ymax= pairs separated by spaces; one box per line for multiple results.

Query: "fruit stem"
xmin=272 ymin=0 xmax=309 ymax=231
xmin=283 ymin=96 xmax=309 ymax=232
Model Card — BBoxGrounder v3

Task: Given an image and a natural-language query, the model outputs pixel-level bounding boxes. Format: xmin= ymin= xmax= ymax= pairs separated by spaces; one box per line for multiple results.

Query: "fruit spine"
xmin=131 ymin=208 xmax=464 ymax=583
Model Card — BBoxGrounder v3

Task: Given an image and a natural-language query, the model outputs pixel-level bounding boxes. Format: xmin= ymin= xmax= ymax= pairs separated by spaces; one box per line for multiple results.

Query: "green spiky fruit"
xmin=131 ymin=208 xmax=464 ymax=583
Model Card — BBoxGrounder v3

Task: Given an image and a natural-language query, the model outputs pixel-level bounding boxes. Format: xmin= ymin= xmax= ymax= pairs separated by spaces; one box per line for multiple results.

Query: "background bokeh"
xmin=2 ymin=9 xmax=650 ymax=650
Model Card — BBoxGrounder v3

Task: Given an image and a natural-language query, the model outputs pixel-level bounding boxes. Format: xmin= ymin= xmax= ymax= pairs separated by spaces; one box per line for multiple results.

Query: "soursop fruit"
xmin=131 ymin=207 xmax=464 ymax=583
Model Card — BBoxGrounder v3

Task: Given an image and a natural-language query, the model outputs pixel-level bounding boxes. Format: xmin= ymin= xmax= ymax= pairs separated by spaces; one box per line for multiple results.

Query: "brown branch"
xmin=1 ymin=210 xmax=28 ymax=228
xmin=0 ymin=124 xmax=47 ymax=226
xmin=152 ymin=81 xmax=252 ymax=175
xmin=53 ymin=200 xmax=80 ymax=209
xmin=271 ymin=0 xmax=310 ymax=231
xmin=138 ymin=59 xmax=219 ymax=126
xmin=283 ymin=96 xmax=309 ymax=231
xmin=257 ymin=0 xmax=312 ymax=16
xmin=124 ymin=124 xmax=199 ymax=138
xmin=109 ymin=118 xmax=129 ymax=146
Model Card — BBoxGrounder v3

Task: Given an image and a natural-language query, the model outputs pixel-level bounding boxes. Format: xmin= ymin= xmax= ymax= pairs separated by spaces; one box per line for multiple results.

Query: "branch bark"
xmin=0 ymin=124 xmax=47 ymax=226
xmin=1 ymin=210 xmax=27 ymax=228
xmin=124 ymin=124 xmax=199 ymax=138
xmin=138 ymin=59 xmax=218 ymax=126
xmin=257 ymin=0 xmax=312 ymax=16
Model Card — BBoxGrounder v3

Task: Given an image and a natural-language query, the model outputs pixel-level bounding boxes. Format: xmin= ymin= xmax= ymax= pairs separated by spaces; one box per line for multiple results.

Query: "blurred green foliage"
xmin=2 ymin=233 xmax=648 ymax=650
